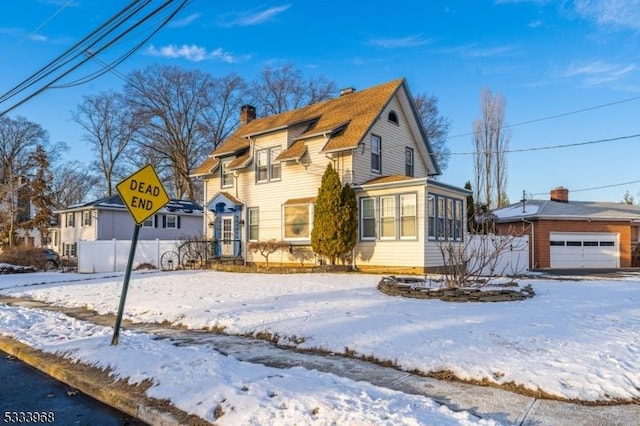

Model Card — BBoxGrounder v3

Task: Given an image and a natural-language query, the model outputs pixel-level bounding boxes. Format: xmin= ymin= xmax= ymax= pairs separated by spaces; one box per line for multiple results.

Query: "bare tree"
xmin=438 ymin=232 xmax=526 ymax=287
xmin=50 ymin=161 xmax=100 ymax=208
xmin=71 ymin=91 xmax=138 ymax=196
xmin=248 ymin=239 xmax=290 ymax=267
xmin=414 ymin=92 xmax=451 ymax=171
xmin=204 ymin=73 xmax=247 ymax=148
xmin=472 ymin=88 xmax=511 ymax=209
xmin=0 ymin=116 xmax=48 ymax=247
xmin=249 ymin=64 xmax=336 ymax=116
xmin=124 ymin=64 xmax=240 ymax=200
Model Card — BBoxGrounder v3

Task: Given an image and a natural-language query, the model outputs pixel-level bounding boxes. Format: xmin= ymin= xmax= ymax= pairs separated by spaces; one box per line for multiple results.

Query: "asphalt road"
xmin=0 ymin=350 xmax=146 ymax=426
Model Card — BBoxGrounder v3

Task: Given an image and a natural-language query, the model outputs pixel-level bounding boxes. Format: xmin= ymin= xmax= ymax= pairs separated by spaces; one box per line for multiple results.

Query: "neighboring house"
xmin=51 ymin=194 xmax=203 ymax=258
xmin=192 ymin=78 xmax=470 ymax=273
xmin=493 ymin=186 xmax=640 ymax=269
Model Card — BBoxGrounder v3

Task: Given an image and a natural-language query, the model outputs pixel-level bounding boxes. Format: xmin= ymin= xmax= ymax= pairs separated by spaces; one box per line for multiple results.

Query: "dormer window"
xmin=388 ymin=110 xmax=399 ymax=125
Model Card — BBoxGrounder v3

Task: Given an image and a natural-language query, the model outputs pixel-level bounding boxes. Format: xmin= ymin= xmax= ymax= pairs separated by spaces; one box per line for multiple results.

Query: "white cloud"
xmin=220 ymin=5 xmax=291 ymax=27
xmin=168 ymin=13 xmax=201 ymax=28
xmin=28 ymin=33 xmax=48 ymax=42
xmin=145 ymin=44 xmax=248 ymax=63
xmin=368 ymin=34 xmax=430 ymax=49
xmin=573 ymin=0 xmax=640 ymax=30
xmin=564 ymin=60 xmax=637 ymax=85
xmin=439 ymin=43 xmax=518 ymax=58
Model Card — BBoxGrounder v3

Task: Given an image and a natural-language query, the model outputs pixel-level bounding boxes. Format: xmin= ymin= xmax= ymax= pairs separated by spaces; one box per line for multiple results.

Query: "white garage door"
xmin=550 ymin=232 xmax=619 ymax=268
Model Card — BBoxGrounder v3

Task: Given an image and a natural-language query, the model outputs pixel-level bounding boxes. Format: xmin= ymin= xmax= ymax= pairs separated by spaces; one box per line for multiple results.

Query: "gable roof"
xmin=193 ymin=78 xmax=440 ymax=176
xmin=494 ymin=199 xmax=640 ymax=222
xmin=55 ymin=194 xmax=203 ymax=215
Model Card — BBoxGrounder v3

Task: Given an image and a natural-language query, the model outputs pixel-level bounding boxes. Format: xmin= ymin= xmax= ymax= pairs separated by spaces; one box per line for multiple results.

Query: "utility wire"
xmin=0 ymin=0 xmax=147 ymax=105
xmin=0 ymin=0 xmax=189 ymax=116
xmin=53 ymin=0 xmax=188 ymax=89
xmin=531 ymin=179 xmax=640 ymax=196
xmin=449 ymin=94 xmax=640 ymax=139
xmin=434 ymin=132 xmax=640 ymax=157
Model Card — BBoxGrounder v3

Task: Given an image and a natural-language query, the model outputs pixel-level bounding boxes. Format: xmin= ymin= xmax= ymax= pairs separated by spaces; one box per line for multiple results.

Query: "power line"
xmin=0 ymin=0 xmax=190 ymax=116
xmin=438 ymin=132 xmax=640 ymax=157
xmin=449 ymin=94 xmax=640 ymax=139
xmin=531 ymin=179 xmax=640 ymax=196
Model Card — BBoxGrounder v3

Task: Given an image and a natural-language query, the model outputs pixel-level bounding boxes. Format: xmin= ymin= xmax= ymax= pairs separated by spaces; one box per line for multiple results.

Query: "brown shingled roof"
xmin=361 ymin=175 xmax=416 ymax=185
xmin=207 ymin=78 xmax=405 ymax=159
xmin=275 ymin=140 xmax=307 ymax=162
xmin=228 ymin=149 xmax=251 ymax=169
xmin=191 ymin=156 xmax=219 ymax=177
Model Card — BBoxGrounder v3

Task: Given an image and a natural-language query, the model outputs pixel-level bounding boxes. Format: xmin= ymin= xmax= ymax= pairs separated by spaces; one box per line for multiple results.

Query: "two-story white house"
xmin=192 ymin=78 xmax=470 ymax=273
xmin=52 ymin=194 xmax=203 ymax=258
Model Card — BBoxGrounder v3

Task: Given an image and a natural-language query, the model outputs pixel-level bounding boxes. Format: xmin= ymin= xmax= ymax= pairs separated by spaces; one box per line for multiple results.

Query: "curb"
xmin=0 ymin=337 xmax=202 ymax=426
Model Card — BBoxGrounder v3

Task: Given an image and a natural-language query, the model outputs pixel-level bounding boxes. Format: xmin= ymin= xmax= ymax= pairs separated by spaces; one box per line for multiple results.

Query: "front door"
xmin=221 ymin=216 xmax=234 ymax=256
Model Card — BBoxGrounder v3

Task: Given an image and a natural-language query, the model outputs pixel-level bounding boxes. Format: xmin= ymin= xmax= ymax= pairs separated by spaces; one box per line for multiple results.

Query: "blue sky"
xmin=1 ymin=0 xmax=640 ymax=203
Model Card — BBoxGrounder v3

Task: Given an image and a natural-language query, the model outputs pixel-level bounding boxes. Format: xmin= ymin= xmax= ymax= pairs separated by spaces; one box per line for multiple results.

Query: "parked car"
xmin=42 ymin=249 xmax=60 ymax=270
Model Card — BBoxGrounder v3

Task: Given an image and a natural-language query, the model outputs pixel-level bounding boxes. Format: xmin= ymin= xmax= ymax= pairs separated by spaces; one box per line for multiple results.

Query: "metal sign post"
xmin=110 ymin=164 xmax=170 ymax=346
xmin=111 ymin=223 xmax=140 ymax=345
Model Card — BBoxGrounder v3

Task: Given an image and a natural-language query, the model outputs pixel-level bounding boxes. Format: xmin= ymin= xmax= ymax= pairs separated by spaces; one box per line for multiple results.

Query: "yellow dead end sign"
xmin=111 ymin=164 xmax=169 ymax=346
xmin=116 ymin=164 xmax=170 ymax=225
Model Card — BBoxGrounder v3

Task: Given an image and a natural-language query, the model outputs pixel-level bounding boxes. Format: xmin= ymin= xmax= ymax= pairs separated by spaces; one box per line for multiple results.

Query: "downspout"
xmin=202 ymin=177 xmax=208 ymax=238
xmin=521 ymin=218 xmax=535 ymax=270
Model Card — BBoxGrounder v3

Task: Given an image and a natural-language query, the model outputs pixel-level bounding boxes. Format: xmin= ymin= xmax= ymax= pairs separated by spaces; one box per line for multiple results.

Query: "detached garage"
xmin=493 ymin=187 xmax=640 ymax=270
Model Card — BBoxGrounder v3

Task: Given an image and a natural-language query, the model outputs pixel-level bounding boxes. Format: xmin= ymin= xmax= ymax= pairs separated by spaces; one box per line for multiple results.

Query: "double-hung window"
xmin=82 ymin=210 xmax=91 ymax=226
xmin=371 ymin=135 xmax=381 ymax=173
xmin=166 ymin=215 xmax=177 ymax=229
xmin=428 ymin=194 xmax=465 ymax=241
xmin=256 ymin=147 xmax=282 ymax=183
xmin=248 ymin=207 xmax=259 ymax=241
xmin=360 ymin=194 xmax=417 ymax=241
xmin=66 ymin=212 xmax=75 ymax=227
xmin=454 ymin=200 xmax=463 ymax=240
xmin=380 ymin=196 xmax=396 ymax=239
xmin=437 ymin=198 xmax=446 ymax=239
xmin=428 ymin=196 xmax=435 ymax=238
xmin=270 ymin=148 xmax=281 ymax=180
xmin=405 ymin=147 xmax=414 ymax=177
xmin=360 ymin=198 xmax=376 ymax=240
xmin=400 ymin=194 xmax=417 ymax=238
xmin=221 ymin=160 xmax=234 ymax=188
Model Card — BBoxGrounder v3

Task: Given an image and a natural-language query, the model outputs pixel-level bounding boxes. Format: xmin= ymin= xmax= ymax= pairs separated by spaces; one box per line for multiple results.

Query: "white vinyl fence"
xmin=77 ymin=239 xmax=181 ymax=273
xmin=466 ymin=234 xmax=530 ymax=276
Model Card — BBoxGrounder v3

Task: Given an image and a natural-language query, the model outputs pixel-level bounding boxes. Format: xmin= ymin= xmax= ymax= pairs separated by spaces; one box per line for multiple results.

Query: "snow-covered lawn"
xmin=1 ymin=269 xmax=639 ymax=424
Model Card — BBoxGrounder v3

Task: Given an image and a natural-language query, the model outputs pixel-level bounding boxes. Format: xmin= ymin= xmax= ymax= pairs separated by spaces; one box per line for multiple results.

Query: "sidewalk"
xmin=2 ymin=295 xmax=639 ymax=425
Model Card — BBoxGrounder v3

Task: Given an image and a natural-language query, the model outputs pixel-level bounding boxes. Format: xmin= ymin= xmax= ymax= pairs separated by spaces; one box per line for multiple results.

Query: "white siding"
xmin=204 ymin=131 xmax=339 ymax=264
xmin=354 ymin=183 xmax=426 ymax=270
xmin=352 ymin=95 xmax=429 ymax=184
xmin=425 ymin=184 xmax=468 ymax=268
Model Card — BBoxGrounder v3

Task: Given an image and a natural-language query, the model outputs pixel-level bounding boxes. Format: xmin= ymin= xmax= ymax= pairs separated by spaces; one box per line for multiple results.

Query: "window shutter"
xmin=177 ymin=216 xmax=181 ymax=229
xmin=162 ymin=215 xmax=166 ymax=228
xmin=154 ymin=215 xmax=158 ymax=228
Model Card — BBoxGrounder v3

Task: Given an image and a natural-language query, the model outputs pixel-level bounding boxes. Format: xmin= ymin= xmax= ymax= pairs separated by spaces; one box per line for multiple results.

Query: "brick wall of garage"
xmin=496 ymin=220 xmax=631 ymax=268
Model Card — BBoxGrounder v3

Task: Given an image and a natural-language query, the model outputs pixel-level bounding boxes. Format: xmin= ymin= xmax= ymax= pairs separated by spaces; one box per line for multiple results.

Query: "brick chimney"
xmin=240 ymin=104 xmax=256 ymax=125
xmin=340 ymin=87 xmax=356 ymax=96
xmin=550 ymin=186 xmax=569 ymax=203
